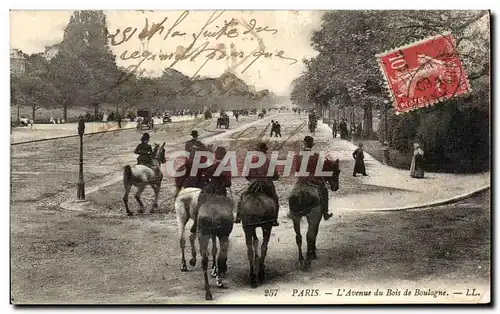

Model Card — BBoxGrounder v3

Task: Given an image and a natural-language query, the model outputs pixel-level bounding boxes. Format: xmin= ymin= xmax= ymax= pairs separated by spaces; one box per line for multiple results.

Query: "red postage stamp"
xmin=376 ymin=33 xmax=470 ymax=113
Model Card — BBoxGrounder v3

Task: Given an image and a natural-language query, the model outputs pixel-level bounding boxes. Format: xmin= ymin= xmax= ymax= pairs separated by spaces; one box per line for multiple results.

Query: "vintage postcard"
xmin=9 ymin=9 xmax=491 ymax=305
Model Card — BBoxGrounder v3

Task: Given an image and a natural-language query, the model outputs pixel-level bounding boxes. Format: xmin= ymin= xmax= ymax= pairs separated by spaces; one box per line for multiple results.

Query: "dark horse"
xmin=288 ymin=158 xmax=340 ymax=269
xmin=238 ymin=181 xmax=277 ymax=288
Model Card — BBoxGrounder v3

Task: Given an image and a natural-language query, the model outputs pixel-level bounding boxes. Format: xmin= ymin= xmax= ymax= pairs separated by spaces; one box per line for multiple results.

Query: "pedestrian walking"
xmin=270 ymin=120 xmax=276 ymax=137
xmin=410 ymin=143 xmax=425 ymax=178
xmin=332 ymin=120 xmax=338 ymax=138
xmin=274 ymin=121 xmax=282 ymax=137
xmin=352 ymin=143 xmax=368 ymax=177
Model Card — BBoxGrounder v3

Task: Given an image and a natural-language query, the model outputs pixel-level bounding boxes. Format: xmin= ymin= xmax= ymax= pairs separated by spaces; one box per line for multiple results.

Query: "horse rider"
xmin=294 ymin=136 xmax=333 ymax=221
xmin=174 ymin=130 xmax=209 ymax=198
xmin=135 ymin=133 xmax=153 ymax=166
xmin=195 ymin=146 xmax=232 ymax=210
xmin=235 ymin=142 xmax=280 ymax=227
xmin=134 ymin=132 xmax=161 ymax=178
xmin=185 ymin=130 xmax=207 ymax=153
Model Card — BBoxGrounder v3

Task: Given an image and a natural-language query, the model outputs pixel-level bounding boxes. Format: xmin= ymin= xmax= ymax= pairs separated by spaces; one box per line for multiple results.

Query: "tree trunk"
xmin=63 ymin=104 xmax=68 ymax=121
xmin=17 ymin=104 xmax=20 ymax=120
xmin=363 ymin=103 xmax=374 ymax=138
xmin=94 ymin=103 xmax=99 ymax=120
xmin=32 ymin=105 xmax=36 ymax=122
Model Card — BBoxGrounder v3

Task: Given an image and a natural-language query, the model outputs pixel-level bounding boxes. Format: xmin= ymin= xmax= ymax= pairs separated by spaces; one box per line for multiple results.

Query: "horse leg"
xmin=210 ymin=234 xmax=218 ymax=278
xmin=177 ymin=212 xmax=189 ymax=272
xmin=123 ymin=183 xmax=133 ymax=216
xmin=258 ymin=227 xmax=272 ymax=283
xmin=304 ymin=213 xmax=321 ymax=269
xmin=198 ymin=233 xmax=213 ymax=301
xmin=150 ymin=183 xmax=159 ymax=213
xmin=216 ymin=235 xmax=230 ymax=288
xmin=252 ymin=229 xmax=260 ymax=286
xmin=244 ymin=227 xmax=257 ymax=288
xmin=189 ymin=220 xmax=198 ymax=267
xmin=135 ymin=184 xmax=146 ymax=214
xmin=292 ymin=217 xmax=305 ymax=268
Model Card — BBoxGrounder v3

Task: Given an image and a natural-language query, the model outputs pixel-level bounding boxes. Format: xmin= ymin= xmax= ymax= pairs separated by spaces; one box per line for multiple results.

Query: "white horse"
xmin=174 ymin=144 xmax=218 ymax=272
xmin=175 ymin=187 xmax=203 ymax=272
xmin=123 ymin=142 xmax=166 ymax=216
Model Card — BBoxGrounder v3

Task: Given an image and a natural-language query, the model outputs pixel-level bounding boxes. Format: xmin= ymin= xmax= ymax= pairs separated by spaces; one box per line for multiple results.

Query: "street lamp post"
xmin=77 ymin=117 xmax=85 ymax=200
xmin=384 ymin=99 xmax=390 ymax=144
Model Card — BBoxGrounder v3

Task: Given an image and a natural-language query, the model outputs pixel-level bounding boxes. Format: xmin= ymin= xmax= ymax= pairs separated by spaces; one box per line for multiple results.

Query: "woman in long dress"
xmin=410 ymin=143 xmax=425 ymax=178
xmin=352 ymin=143 xmax=368 ymax=177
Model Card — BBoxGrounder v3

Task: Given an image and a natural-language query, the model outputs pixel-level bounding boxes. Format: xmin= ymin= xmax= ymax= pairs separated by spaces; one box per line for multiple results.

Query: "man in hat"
xmin=134 ymin=133 xmax=153 ymax=166
xmin=293 ymin=136 xmax=333 ymax=221
xmin=174 ymin=130 xmax=209 ymax=198
xmin=235 ymin=142 xmax=280 ymax=226
xmin=185 ymin=130 xmax=207 ymax=154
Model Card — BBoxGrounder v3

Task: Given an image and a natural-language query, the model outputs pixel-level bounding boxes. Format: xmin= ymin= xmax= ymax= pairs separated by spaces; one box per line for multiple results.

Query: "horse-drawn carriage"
xmin=163 ymin=114 xmax=172 ymax=123
xmin=136 ymin=109 xmax=154 ymax=130
xmin=217 ymin=113 xmax=230 ymax=128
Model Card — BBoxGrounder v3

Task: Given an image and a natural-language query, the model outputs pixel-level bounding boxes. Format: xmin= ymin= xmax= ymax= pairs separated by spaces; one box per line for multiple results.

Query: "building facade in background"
xmin=10 ymin=48 xmax=26 ymax=76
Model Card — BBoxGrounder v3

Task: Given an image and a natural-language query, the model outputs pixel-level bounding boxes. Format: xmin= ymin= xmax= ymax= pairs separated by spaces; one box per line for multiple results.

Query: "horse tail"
xmin=123 ymin=165 xmax=132 ymax=185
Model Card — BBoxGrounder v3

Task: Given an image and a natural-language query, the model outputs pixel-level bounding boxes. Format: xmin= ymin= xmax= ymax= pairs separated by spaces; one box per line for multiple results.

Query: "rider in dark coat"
xmin=185 ymin=130 xmax=207 ymax=153
xmin=196 ymin=147 xmax=232 ymax=210
xmin=294 ymin=136 xmax=333 ymax=221
xmin=235 ymin=142 xmax=280 ymax=226
xmin=134 ymin=133 xmax=153 ymax=166
xmin=174 ymin=130 xmax=209 ymax=197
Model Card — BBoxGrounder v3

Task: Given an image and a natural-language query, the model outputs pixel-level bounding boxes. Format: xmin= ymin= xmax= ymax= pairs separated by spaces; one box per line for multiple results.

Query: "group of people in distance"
xmin=270 ymin=120 xmax=282 ymax=137
xmin=133 ymin=129 xmax=334 ymax=226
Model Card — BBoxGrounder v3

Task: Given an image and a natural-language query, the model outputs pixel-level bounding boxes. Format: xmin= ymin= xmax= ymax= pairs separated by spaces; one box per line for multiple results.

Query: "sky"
xmin=10 ymin=10 xmax=324 ymax=96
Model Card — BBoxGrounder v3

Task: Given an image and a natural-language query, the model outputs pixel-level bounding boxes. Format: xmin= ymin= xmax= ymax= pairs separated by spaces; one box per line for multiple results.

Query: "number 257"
xmin=265 ymin=289 xmax=278 ymax=297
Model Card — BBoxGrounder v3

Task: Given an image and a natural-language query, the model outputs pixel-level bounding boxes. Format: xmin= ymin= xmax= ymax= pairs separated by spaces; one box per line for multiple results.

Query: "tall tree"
xmin=50 ymin=10 xmax=120 ymax=120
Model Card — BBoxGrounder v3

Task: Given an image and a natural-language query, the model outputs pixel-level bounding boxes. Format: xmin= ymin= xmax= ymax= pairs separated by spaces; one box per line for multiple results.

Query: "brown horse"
xmin=238 ymin=182 xmax=277 ymax=288
xmin=197 ymin=194 xmax=234 ymax=300
xmin=123 ymin=142 xmax=166 ymax=216
xmin=288 ymin=158 xmax=340 ymax=269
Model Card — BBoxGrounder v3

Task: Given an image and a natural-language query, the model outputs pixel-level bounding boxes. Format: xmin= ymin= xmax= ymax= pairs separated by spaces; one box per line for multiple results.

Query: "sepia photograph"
xmin=8 ymin=5 xmax=491 ymax=306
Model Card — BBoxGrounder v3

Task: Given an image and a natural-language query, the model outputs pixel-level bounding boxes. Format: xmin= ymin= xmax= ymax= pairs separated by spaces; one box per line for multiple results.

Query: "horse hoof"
xmin=205 ymin=292 xmax=213 ymax=301
xmin=189 ymin=258 xmax=196 ymax=267
xmin=297 ymin=260 xmax=304 ymax=270
xmin=181 ymin=265 xmax=188 ymax=272
xmin=216 ymin=281 xmax=224 ymax=288
xmin=258 ymin=271 xmax=265 ymax=283
xmin=303 ymin=260 xmax=312 ymax=270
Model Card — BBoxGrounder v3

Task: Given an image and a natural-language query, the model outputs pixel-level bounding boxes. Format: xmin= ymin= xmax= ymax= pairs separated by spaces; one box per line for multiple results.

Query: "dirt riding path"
xmin=11 ymin=113 xmax=490 ymax=304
